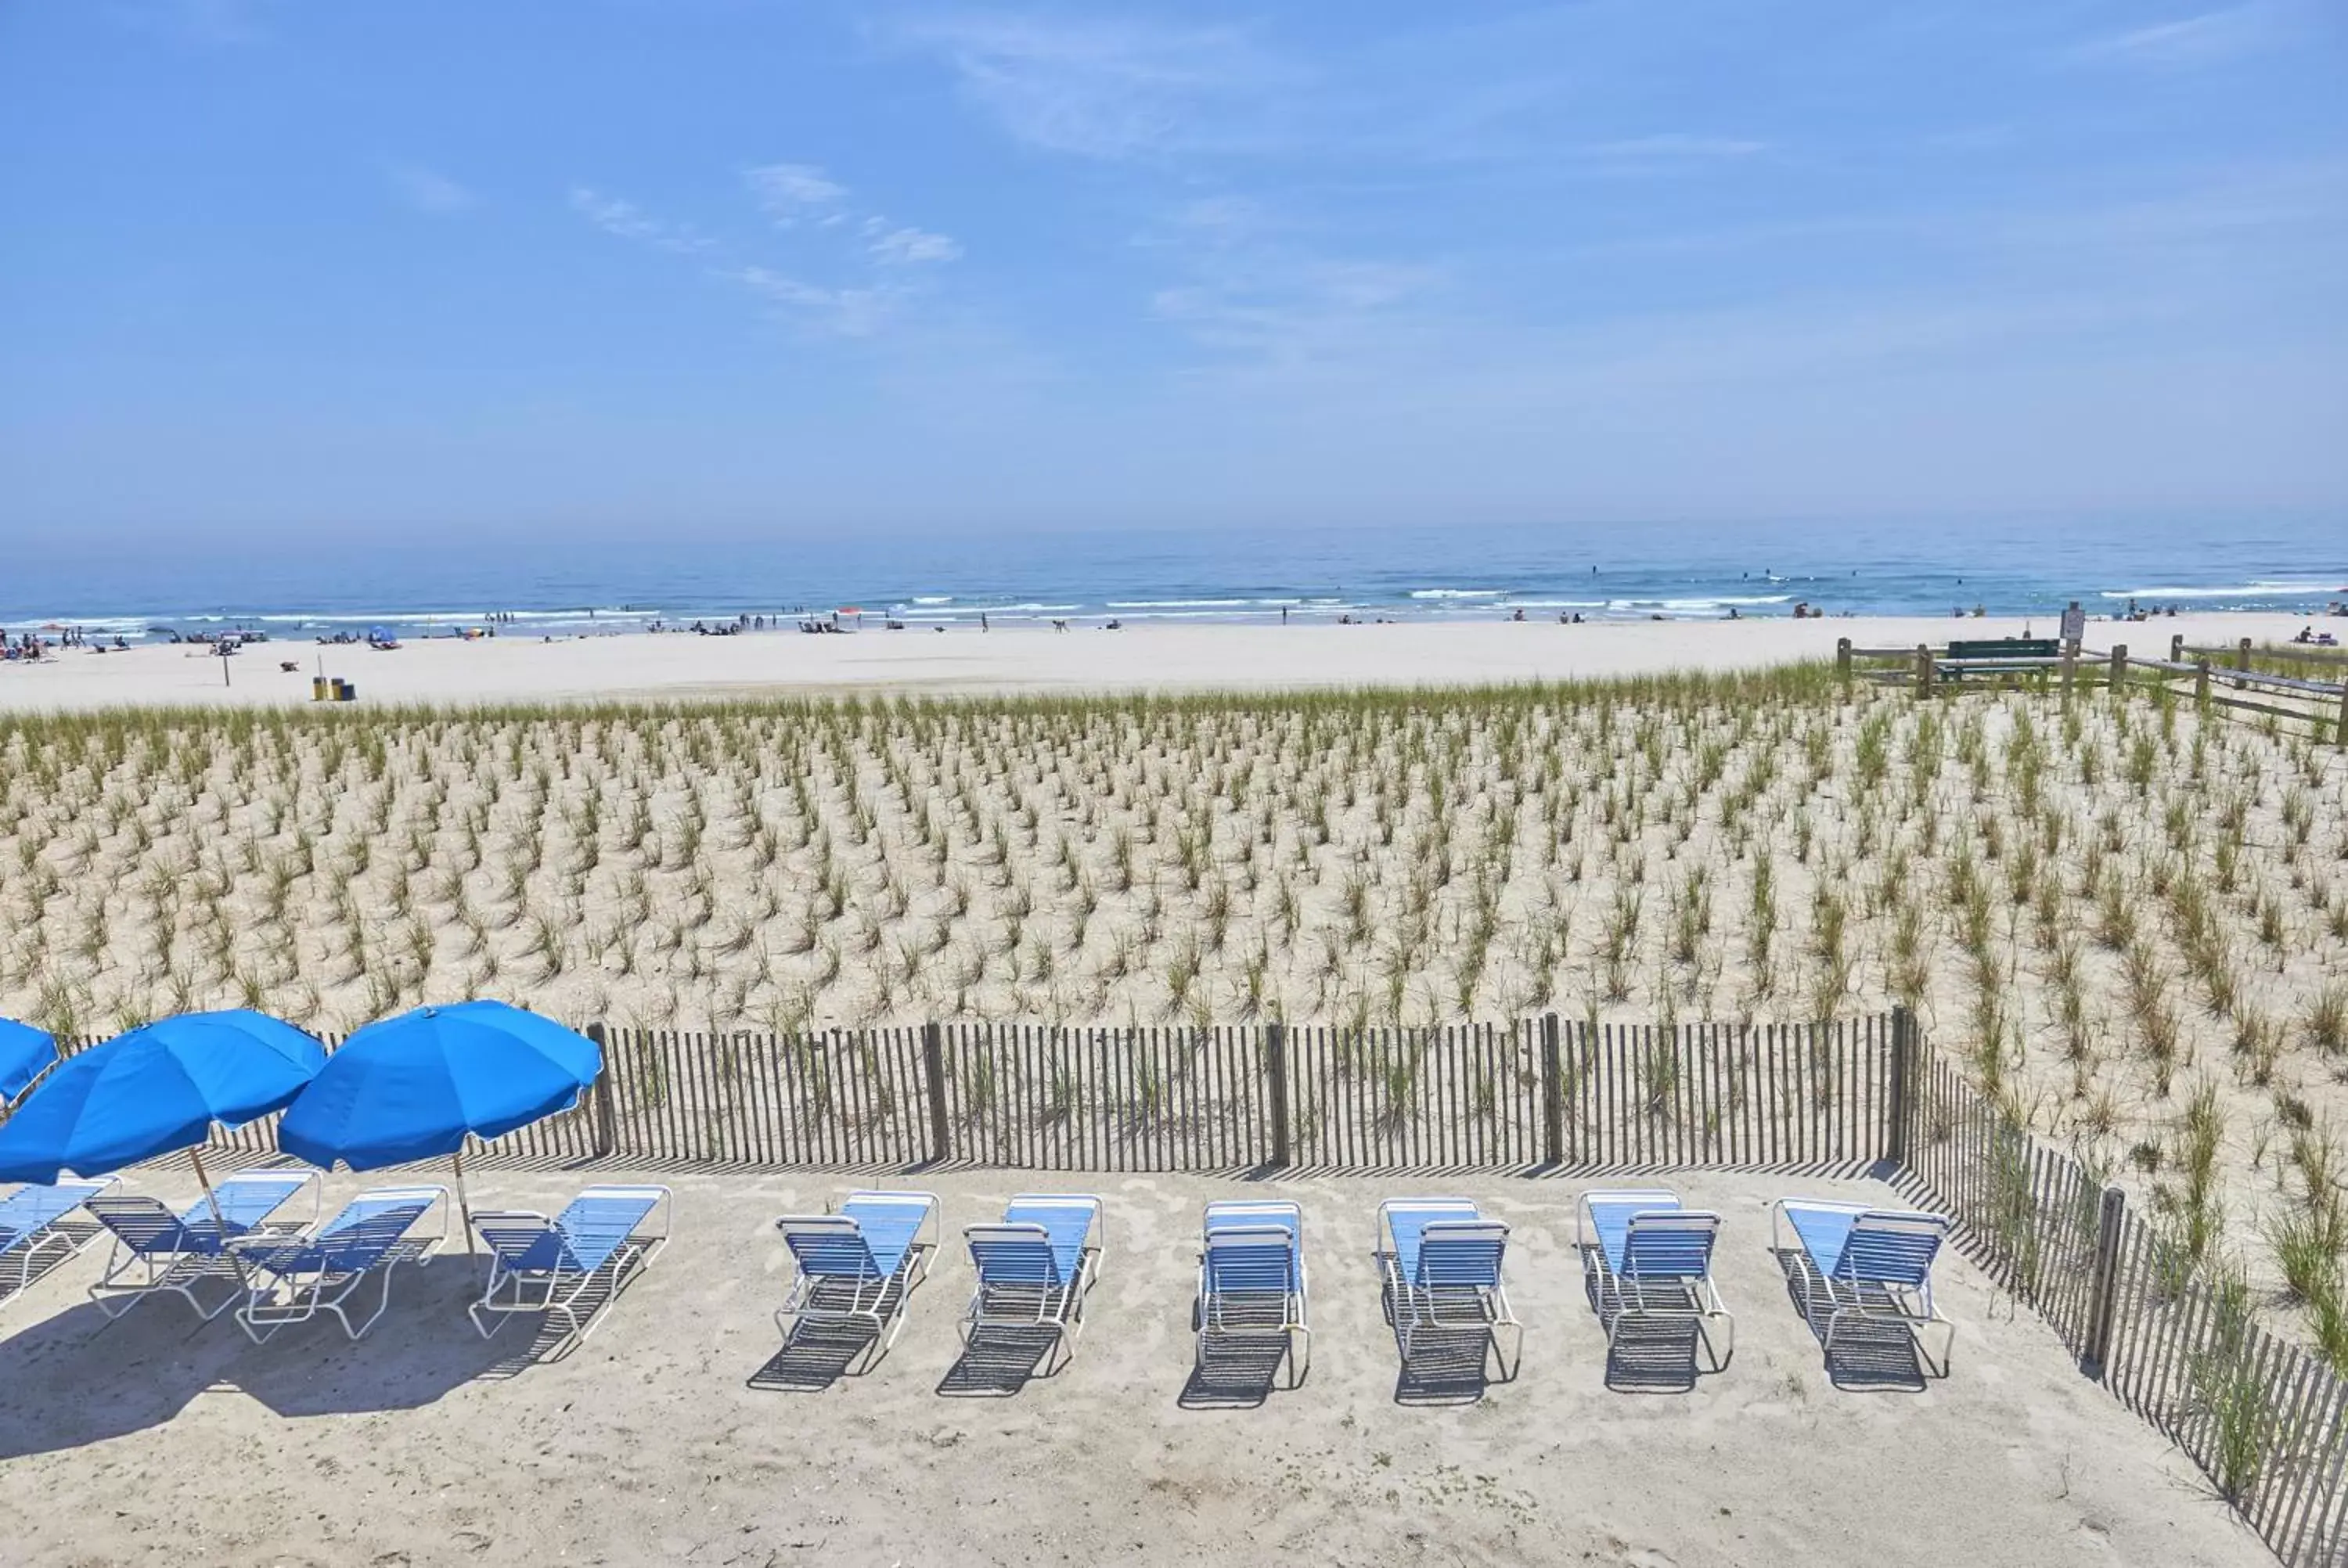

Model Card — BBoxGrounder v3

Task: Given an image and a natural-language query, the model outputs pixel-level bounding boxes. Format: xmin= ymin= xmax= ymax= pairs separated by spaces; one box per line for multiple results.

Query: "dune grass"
xmin=2 ymin=666 xmax=2343 ymax=1338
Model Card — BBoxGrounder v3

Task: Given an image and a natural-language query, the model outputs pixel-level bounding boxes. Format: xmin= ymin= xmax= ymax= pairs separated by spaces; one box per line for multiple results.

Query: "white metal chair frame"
xmin=230 ymin=1185 xmax=450 ymax=1344
xmin=1575 ymin=1189 xmax=1734 ymax=1372
xmin=1771 ymin=1199 xmax=1955 ymax=1377
xmin=774 ymin=1189 xmax=942 ymax=1372
xmin=1196 ymin=1199 xmax=1312 ymax=1388
xmin=1375 ymin=1197 xmax=1520 ymax=1365
xmin=0 ymin=1176 xmax=121 ymax=1301
xmin=87 ymin=1169 xmax=323 ymax=1322
xmin=469 ymin=1184 xmax=674 ymax=1354
xmin=961 ymin=1192 xmax=1104 ymax=1376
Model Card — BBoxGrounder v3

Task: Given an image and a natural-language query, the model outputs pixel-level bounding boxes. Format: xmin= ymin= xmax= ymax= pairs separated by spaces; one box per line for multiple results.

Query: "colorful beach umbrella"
xmin=0 ymin=1010 xmax=326 ymax=1222
xmin=275 ymin=1001 xmax=602 ymax=1252
xmin=0 ymin=1018 xmax=58 ymax=1106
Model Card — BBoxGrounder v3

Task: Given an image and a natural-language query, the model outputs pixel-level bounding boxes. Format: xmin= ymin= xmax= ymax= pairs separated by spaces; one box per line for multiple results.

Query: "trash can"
xmin=340 ymin=680 xmax=357 ymax=702
xmin=312 ymin=677 xmax=330 ymax=702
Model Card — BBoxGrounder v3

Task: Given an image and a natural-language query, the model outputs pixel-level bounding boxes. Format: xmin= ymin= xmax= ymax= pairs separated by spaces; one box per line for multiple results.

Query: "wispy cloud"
xmin=2073 ymin=5 xmax=2277 ymax=67
xmin=745 ymin=162 xmax=848 ymax=223
xmin=889 ymin=14 xmax=1287 ymax=160
xmin=728 ymin=266 xmax=895 ymax=336
xmin=569 ymin=186 xmax=715 ymax=254
xmin=384 ymin=160 xmax=477 ymax=216
xmin=866 ymin=222 xmax=963 ymax=265
xmin=574 ymin=166 xmax=961 ymax=336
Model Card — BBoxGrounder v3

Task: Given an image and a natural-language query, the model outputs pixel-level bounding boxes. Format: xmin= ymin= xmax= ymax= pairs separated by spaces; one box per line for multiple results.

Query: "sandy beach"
xmin=0 ymin=1164 xmax=2273 ymax=1567
xmin=0 ymin=611 xmax=2323 ymax=710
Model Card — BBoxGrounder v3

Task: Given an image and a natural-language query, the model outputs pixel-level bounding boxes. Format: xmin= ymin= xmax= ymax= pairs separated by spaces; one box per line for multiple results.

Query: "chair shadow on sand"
xmin=1579 ymin=1264 xmax=1733 ymax=1394
xmin=1178 ymin=1331 xmax=1299 ymax=1410
xmin=748 ymin=1318 xmax=884 ymax=1394
xmin=1767 ymin=1246 xmax=1928 ymax=1393
xmin=934 ymin=1324 xmax=1063 ymax=1397
xmin=0 ymin=1255 xmax=589 ymax=1461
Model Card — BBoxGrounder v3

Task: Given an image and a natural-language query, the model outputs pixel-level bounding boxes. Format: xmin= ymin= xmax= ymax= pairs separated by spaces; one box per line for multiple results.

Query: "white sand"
xmin=0 ymin=1165 xmax=2271 ymax=1566
xmin=0 ymin=612 xmax=2318 ymax=710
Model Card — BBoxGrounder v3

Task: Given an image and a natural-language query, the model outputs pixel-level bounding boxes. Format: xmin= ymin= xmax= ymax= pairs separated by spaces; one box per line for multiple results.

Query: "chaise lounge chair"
xmin=774 ymin=1189 xmax=941 ymax=1373
xmin=1771 ymin=1198 xmax=1954 ymax=1376
xmin=469 ymin=1185 xmax=672 ymax=1354
xmin=230 ymin=1185 xmax=448 ymax=1343
xmin=1195 ymin=1199 xmax=1310 ymax=1388
xmin=1576 ymin=1189 xmax=1733 ymax=1375
xmin=1375 ymin=1197 xmax=1519 ymax=1372
xmin=962 ymin=1193 xmax=1102 ymax=1374
xmin=0 ymin=1177 xmax=120 ymax=1301
xmin=85 ymin=1169 xmax=322 ymax=1320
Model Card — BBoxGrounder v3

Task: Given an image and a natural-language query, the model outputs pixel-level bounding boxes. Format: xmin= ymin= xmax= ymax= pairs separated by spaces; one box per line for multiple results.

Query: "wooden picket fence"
xmin=1902 ymin=1038 xmax=2348 ymax=1568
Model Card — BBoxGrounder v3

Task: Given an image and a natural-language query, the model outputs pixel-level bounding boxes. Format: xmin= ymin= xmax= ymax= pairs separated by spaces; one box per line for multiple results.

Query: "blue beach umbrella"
xmin=275 ymin=1001 xmax=602 ymax=1251
xmin=0 ymin=1010 xmax=326 ymax=1221
xmin=0 ymin=1018 xmax=58 ymax=1106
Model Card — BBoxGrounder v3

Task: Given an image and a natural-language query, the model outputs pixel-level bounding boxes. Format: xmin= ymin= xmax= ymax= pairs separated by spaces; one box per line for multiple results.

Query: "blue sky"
xmin=3 ymin=1 xmax=2344 ymax=542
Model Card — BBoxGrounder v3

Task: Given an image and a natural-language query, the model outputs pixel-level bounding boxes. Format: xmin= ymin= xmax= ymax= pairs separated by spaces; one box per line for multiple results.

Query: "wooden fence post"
xmin=1885 ymin=1006 xmax=1914 ymax=1169
xmin=585 ymin=1021 xmax=618 ymax=1158
xmin=2335 ymin=674 xmax=2348 ymax=748
xmin=922 ymin=1021 xmax=950 ymax=1165
xmin=2170 ymin=632 xmax=2184 ymax=663
xmin=1540 ymin=1012 xmax=1564 ymax=1167
xmin=1914 ymin=644 xmax=1933 ymax=698
xmin=1264 ymin=1021 xmax=1291 ymax=1168
xmin=2195 ymin=658 xmax=2211 ymax=706
xmin=1835 ymin=637 xmax=1851 ymax=688
xmin=2083 ymin=1185 xmax=2129 ymax=1372
xmin=2109 ymin=642 xmax=2127 ymax=695
xmin=2060 ymin=642 xmax=2076 ymax=695
xmin=2236 ymin=636 xmax=2252 ymax=674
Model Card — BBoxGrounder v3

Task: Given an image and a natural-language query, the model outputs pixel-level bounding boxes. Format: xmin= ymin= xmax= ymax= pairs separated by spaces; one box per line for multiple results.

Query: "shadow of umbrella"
xmin=0 ymin=1261 xmax=520 ymax=1459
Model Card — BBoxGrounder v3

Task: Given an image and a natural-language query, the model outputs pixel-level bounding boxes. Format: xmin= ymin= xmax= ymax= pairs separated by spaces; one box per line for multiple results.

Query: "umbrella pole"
xmin=189 ymin=1146 xmax=227 ymax=1234
xmin=452 ymin=1147 xmax=478 ymax=1259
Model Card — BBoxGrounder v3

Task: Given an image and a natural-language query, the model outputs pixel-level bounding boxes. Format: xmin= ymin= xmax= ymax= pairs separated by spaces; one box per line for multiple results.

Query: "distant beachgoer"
xmin=981 ymin=613 xmax=989 ymax=632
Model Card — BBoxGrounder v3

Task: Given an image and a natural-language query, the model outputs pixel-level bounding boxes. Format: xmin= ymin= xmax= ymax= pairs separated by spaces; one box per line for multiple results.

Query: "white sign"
xmin=2060 ymin=602 xmax=2085 ymax=644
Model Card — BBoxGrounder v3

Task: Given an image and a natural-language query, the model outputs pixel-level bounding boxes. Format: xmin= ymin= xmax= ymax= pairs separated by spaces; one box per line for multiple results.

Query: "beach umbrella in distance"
xmin=0 ymin=1010 xmax=326 ymax=1225
xmin=275 ymin=1001 xmax=602 ymax=1254
xmin=0 ymin=1018 xmax=58 ymax=1108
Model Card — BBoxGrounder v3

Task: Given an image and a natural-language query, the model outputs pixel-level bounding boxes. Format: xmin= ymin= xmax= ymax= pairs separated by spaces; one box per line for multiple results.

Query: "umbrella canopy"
xmin=0 ymin=1010 xmax=325 ymax=1185
xmin=276 ymin=1001 xmax=600 ymax=1171
xmin=0 ymin=1018 xmax=57 ymax=1105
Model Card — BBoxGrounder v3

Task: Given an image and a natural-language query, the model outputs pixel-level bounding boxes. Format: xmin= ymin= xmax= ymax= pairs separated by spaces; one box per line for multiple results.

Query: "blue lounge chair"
xmin=0 ymin=1177 xmax=120 ymax=1300
xmin=85 ymin=1169 xmax=322 ymax=1320
xmin=775 ymin=1189 xmax=941 ymax=1372
xmin=962 ymin=1193 xmax=1102 ymax=1372
xmin=230 ymin=1185 xmax=448 ymax=1343
xmin=469 ymin=1185 xmax=672 ymax=1353
xmin=1375 ymin=1197 xmax=1518 ymax=1367
xmin=1576 ymin=1189 xmax=1733 ymax=1373
xmin=1772 ymin=1198 xmax=1954 ymax=1376
xmin=1196 ymin=1199 xmax=1309 ymax=1387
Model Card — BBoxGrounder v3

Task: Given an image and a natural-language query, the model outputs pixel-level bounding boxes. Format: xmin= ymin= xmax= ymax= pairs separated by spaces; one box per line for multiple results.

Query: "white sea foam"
xmin=1104 ymin=599 xmax=1255 ymax=609
xmin=1408 ymin=588 xmax=1504 ymax=600
xmin=2101 ymin=581 xmax=2341 ymax=600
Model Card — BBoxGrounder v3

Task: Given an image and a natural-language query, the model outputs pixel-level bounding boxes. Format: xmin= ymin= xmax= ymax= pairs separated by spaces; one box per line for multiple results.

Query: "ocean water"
xmin=5 ymin=516 xmax=2339 ymax=640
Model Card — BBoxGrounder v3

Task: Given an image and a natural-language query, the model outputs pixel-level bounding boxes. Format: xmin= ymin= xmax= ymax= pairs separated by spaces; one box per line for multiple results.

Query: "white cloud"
xmin=745 ymin=162 xmax=848 ymax=221
xmin=2073 ymin=5 xmax=2275 ymax=67
xmin=385 ymin=160 xmax=477 ymax=215
xmin=727 ymin=265 xmax=893 ymax=336
xmin=868 ymin=225 xmax=963 ymax=265
xmin=569 ymin=186 xmax=715 ymax=254
xmin=890 ymin=15 xmax=1283 ymax=160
